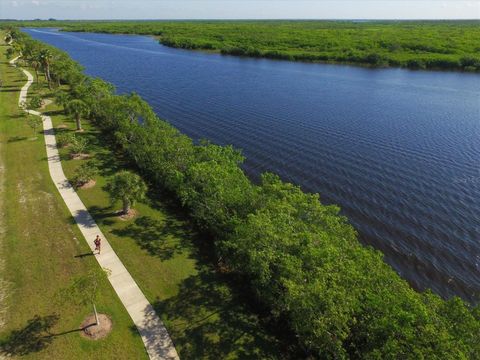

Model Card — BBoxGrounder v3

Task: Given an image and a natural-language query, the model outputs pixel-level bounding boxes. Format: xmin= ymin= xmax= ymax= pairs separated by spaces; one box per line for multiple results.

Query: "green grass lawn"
xmin=42 ymin=98 xmax=287 ymax=360
xmin=0 ymin=39 xmax=149 ymax=359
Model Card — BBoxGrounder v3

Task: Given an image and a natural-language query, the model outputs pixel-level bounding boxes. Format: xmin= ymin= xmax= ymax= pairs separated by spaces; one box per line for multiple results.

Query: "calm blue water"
xmin=24 ymin=28 xmax=480 ymax=302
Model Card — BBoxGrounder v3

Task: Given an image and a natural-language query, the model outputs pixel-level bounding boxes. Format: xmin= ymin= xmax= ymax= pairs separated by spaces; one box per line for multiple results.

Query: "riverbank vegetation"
xmin=2 ymin=20 xmax=480 ymax=71
xmin=4 ymin=28 xmax=480 ymax=359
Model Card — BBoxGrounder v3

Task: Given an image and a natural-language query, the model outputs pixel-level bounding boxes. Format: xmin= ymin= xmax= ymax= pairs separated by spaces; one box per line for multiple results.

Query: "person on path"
xmin=94 ymin=235 xmax=101 ymax=254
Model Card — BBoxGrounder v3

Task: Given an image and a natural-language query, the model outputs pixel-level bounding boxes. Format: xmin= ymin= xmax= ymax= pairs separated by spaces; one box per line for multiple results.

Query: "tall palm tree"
xmin=4 ymin=29 xmax=18 ymax=45
xmin=4 ymin=32 xmax=13 ymax=45
xmin=39 ymin=48 xmax=53 ymax=89
xmin=66 ymin=99 xmax=89 ymax=131
xmin=105 ymin=171 xmax=147 ymax=215
xmin=55 ymin=90 xmax=71 ymax=111
xmin=30 ymin=53 xmax=42 ymax=84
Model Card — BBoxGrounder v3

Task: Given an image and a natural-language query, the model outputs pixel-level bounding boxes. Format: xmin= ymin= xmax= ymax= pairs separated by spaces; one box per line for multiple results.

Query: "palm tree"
xmin=4 ymin=32 xmax=13 ymax=45
xmin=66 ymin=99 xmax=89 ymax=130
xmin=105 ymin=171 xmax=147 ymax=215
xmin=54 ymin=90 xmax=71 ymax=111
xmin=39 ymin=48 xmax=53 ymax=89
xmin=4 ymin=29 xmax=18 ymax=45
xmin=30 ymin=53 xmax=42 ymax=84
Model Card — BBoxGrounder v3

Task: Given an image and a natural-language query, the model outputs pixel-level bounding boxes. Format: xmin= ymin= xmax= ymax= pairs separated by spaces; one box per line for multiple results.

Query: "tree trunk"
xmin=75 ymin=115 xmax=82 ymax=130
xmin=93 ymin=303 xmax=100 ymax=326
xmin=34 ymin=68 xmax=39 ymax=84
xmin=122 ymin=198 xmax=130 ymax=215
xmin=45 ymin=62 xmax=52 ymax=89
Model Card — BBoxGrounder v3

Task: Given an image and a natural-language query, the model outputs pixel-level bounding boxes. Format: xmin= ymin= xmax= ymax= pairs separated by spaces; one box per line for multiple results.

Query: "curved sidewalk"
xmin=17 ymin=67 xmax=179 ymax=360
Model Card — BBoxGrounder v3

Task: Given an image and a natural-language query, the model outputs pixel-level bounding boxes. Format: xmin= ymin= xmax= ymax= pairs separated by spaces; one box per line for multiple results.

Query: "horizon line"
xmin=2 ymin=18 xmax=480 ymax=21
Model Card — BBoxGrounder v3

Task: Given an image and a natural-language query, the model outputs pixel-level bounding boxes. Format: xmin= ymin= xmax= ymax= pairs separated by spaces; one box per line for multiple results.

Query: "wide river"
xmin=25 ymin=28 xmax=480 ymax=302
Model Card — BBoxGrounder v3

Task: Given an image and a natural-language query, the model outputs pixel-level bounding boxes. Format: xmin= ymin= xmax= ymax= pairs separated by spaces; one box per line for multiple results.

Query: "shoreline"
xmin=56 ymin=28 xmax=480 ymax=73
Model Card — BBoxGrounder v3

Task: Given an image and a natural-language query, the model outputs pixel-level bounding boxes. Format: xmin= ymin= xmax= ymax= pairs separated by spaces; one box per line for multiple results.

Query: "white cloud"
xmin=31 ymin=0 xmax=40 ymax=6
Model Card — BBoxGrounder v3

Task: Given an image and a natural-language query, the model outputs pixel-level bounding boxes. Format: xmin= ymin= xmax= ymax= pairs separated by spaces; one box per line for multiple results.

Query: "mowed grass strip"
xmin=0 ymin=39 xmax=148 ymax=359
xmin=40 ymin=83 xmax=288 ymax=358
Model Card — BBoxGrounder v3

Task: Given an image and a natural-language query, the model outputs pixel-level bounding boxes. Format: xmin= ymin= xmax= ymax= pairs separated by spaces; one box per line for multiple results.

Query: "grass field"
xmin=3 ymin=20 xmax=480 ymax=71
xmin=0 ymin=38 xmax=149 ymax=358
xmin=18 ymin=56 xmax=291 ymax=359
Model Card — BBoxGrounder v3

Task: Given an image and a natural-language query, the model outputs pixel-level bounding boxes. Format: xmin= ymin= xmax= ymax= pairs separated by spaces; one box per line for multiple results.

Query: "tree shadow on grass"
xmin=112 ymin=215 xmax=190 ymax=261
xmin=7 ymin=136 xmax=27 ymax=143
xmin=8 ymin=113 xmax=26 ymax=119
xmin=88 ymin=205 xmax=119 ymax=220
xmin=66 ymin=206 xmax=117 ymax=230
xmin=0 ymin=88 xmax=20 ymax=93
xmin=74 ymin=252 xmax=95 ymax=259
xmin=151 ymin=268 xmax=291 ymax=359
xmin=94 ymin=150 xmax=120 ymax=177
xmin=0 ymin=315 xmax=59 ymax=357
xmin=43 ymin=109 xmax=64 ymax=117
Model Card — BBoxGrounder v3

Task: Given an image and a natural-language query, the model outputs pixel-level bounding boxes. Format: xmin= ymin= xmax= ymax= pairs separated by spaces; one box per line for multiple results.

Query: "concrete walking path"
xmin=16 ymin=65 xmax=179 ymax=360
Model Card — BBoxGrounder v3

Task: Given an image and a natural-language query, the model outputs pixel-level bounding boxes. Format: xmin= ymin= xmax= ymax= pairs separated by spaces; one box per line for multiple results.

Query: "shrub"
xmin=69 ymin=136 xmax=88 ymax=156
xmin=56 ymin=132 xmax=75 ymax=147
xmin=72 ymin=160 xmax=99 ymax=187
xmin=28 ymin=95 xmax=43 ymax=109
xmin=26 ymin=116 xmax=43 ymax=135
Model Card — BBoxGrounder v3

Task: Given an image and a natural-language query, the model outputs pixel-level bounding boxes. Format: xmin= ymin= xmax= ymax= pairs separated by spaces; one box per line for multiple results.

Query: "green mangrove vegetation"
xmin=3 ymin=20 xmax=480 ymax=71
xmin=4 ymin=27 xmax=480 ymax=359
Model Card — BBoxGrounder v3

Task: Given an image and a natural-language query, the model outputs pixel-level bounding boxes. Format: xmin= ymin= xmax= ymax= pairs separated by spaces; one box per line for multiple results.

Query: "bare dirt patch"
xmin=56 ymin=124 xmax=68 ymax=129
xmin=78 ymin=179 xmax=96 ymax=189
xmin=69 ymin=153 xmax=90 ymax=160
xmin=40 ymin=99 xmax=53 ymax=109
xmin=118 ymin=209 xmax=138 ymax=221
xmin=80 ymin=314 xmax=113 ymax=340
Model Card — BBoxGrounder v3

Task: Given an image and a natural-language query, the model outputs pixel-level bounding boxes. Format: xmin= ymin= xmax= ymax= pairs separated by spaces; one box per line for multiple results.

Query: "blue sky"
xmin=1 ymin=1 xmax=479 ymax=20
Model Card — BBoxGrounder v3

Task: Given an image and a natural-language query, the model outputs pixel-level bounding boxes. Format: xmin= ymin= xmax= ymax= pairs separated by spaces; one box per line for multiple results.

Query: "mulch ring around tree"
xmin=70 ymin=153 xmax=91 ymax=160
xmin=78 ymin=179 xmax=96 ymax=189
xmin=118 ymin=209 xmax=138 ymax=221
xmin=80 ymin=314 xmax=113 ymax=340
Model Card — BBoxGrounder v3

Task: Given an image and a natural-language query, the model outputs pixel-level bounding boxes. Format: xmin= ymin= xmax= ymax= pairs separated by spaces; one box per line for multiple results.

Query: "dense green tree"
xmin=39 ymin=48 xmax=53 ymax=88
xmin=180 ymin=157 xmax=257 ymax=235
xmin=74 ymin=77 xmax=114 ymax=116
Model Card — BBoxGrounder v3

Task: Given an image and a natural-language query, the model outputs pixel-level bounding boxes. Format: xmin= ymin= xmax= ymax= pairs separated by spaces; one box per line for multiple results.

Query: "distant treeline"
xmin=5 ymin=27 xmax=480 ymax=359
xmin=3 ymin=20 xmax=480 ymax=71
